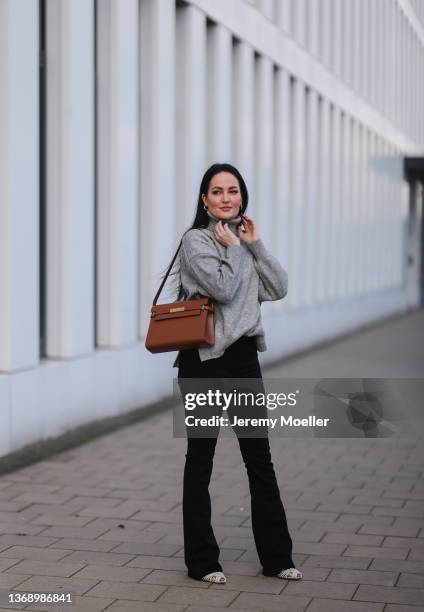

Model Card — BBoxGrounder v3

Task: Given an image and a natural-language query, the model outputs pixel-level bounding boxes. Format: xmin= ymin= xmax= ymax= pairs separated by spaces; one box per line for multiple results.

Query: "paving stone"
xmin=397 ymin=572 xmax=424 ymax=588
xmin=303 ymin=555 xmax=372 ymax=569
xmin=0 ymin=546 xmax=70 ymax=562
xmin=0 ymin=572 xmax=29 ymax=589
xmin=369 ymin=558 xmax=424 ymax=575
xmin=57 ymin=550 xmax=136 ymax=566
xmin=0 ymin=522 xmax=45 ymax=536
xmin=408 ymin=549 xmax=424 ymax=561
xmin=140 ymin=569 xmax=210 ymax=588
xmin=71 ymin=564 xmax=151 ymax=583
xmin=126 ymin=556 xmax=186 ymax=571
xmin=283 ymin=579 xmax=357 ymax=599
xmin=31 ymin=526 xmax=108 ymax=539
xmin=0 ymin=535 xmax=59 ymax=548
xmin=105 ymin=602 xmax=186 ymax=612
xmin=304 ymin=599 xmax=384 ymax=612
xmin=384 ymin=606 xmax=424 ymax=612
xmin=12 ymin=575 xmax=99 ymax=595
xmin=174 ymin=547 xmax=242 ymax=561
xmin=0 ymin=558 xmax=22 ymax=571
xmin=321 ymin=532 xmax=384 ymax=546
xmin=335 ymin=514 xmax=394 ymax=527
xmin=47 ymin=537 xmax=118 ymax=552
xmin=327 ymin=568 xmax=398 ymax=586
xmin=83 ymin=580 xmax=166 ymax=601
xmin=383 ymin=537 xmax=424 ymax=550
xmin=210 ymin=561 xmax=262 ymax=577
xmin=144 ymin=570 xmax=287 ymax=594
xmin=77 ymin=500 xmax=149 ymax=519
xmin=156 ymin=585 xmax=240 ymax=607
xmin=23 ymin=595 xmax=114 ymax=611
xmin=284 ymin=542 xmax=347 ymax=556
xmin=358 ymin=524 xmax=419 ymax=537
xmin=343 ymin=545 xmax=409 ymax=559
xmin=10 ymin=493 xmax=75 ymax=505
xmin=353 ymin=584 xmax=424 ymax=605
xmin=5 ymin=559 xmax=86 ymax=577
xmin=111 ymin=542 xmax=183 ymax=557
xmin=30 ymin=514 xmax=95 ymax=527
xmin=187 ymin=607 xmax=254 ymax=612
xmin=227 ymin=591 xmax=310 ymax=610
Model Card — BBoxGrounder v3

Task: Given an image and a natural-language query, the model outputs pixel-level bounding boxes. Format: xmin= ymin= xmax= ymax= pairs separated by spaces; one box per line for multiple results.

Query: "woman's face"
xmin=202 ymin=172 xmax=242 ymax=221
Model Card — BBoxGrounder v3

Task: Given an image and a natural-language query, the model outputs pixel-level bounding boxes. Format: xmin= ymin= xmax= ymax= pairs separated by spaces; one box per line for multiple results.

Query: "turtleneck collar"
xmin=205 ymin=208 xmax=242 ymax=233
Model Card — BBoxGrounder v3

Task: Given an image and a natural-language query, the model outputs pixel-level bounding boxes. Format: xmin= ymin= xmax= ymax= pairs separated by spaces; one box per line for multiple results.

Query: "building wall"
xmin=0 ymin=0 xmax=423 ymax=458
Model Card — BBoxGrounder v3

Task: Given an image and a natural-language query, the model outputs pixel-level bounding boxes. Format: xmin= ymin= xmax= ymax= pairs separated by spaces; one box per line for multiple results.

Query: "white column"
xmin=289 ymin=77 xmax=306 ymax=308
xmin=45 ymin=0 xmax=95 ymax=358
xmin=358 ymin=125 xmax=369 ymax=295
xmin=368 ymin=131 xmax=377 ymax=293
xmin=256 ymin=0 xmax=274 ymax=22
xmin=272 ymin=67 xmax=291 ymax=314
xmin=0 ymin=0 xmax=39 ymax=371
xmin=254 ymin=55 xmax=274 ymax=248
xmin=309 ymin=0 xmax=320 ymax=59
xmin=352 ymin=0 xmax=361 ymax=93
xmin=375 ymin=136 xmax=384 ymax=291
xmin=382 ymin=141 xmax=392 ymax=290
xmin=96 ymin=0 xmax=139 ymax=348
xmin=321 ymin=0 xmax=332 ymax=69
xmin=316 ymin=96 xmax=330 ymax=303
xmin=139 ymin=0 xmax=175 ymax=331
xmin=395 ymin=148 xmax=404 ymax=287
xmin=381 ymin=0 xmax=388 ymax=118
xmin=339 ymin=113 xmax=351 ymax=299
xmin=206 ymin=23 xmax=232 ymax=164
xmin=350 ymin=119 xmax=360 ymax=297
xmin=344 ymin=0 xmax=353 ymax=85
xmin=388 ymin=0 xmax=395 ymax=121
xmin=333 ymin=0 xmax=342 ymax=77
xmin=395 ymin=8 xmax=401 ymax=124
xmin=233 ymin=41 xmax=255 ymax=203
xmin=292 ymin=0 xmax=306 ymax=48
xmin=369 ymin=0 xmax=376 ymax=105
xmin=275 ymin=0 xmax=291 ymax=34
xmin=362 ymin=0 xmax=369 ymax=100
xmin=304 ymin=88 xmax=319 ymax=306
xmin=328 ymin=105 xmax=341 ymax=301
xmin=175 ymin=4 xmax=206 ymax=236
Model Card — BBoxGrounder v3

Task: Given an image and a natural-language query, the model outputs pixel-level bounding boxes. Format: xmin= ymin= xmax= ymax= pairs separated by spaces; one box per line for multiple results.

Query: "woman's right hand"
xmin=214 ymin=221 xmax=240 ymax=247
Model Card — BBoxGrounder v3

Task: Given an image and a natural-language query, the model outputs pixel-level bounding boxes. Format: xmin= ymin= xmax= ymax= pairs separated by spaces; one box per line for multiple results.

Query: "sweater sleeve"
xmin=245 ymin=239 xmax=288 ymax=302
xmin=181 ymin=230 xmax=243 ymax=304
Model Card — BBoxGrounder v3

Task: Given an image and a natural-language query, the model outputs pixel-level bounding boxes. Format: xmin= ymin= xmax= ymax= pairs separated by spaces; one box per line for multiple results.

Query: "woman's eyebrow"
xmin=211 ymin=186 xmax=238 ymax=189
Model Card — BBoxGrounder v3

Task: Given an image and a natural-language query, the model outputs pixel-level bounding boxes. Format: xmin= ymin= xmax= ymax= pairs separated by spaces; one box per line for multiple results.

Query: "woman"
xmin=173 ymin=163 xmax=302 ymax=584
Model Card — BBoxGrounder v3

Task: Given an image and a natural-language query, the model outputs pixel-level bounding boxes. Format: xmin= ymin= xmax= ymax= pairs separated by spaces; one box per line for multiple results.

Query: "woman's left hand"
xmin=237 ymin=214 xmax=259 ymax=244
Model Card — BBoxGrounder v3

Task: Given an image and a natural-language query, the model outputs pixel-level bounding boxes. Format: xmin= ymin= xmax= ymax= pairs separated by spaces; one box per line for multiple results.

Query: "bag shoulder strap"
xmin=152 ymin=240 xmax=182 ymax=306
xmin=152 ymin=229 xmax=217 ymax=307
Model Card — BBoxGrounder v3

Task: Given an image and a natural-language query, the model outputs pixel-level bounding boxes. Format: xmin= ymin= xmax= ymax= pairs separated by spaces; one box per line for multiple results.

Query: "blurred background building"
xmin=0 ymin=0 xmax=423 ymax=460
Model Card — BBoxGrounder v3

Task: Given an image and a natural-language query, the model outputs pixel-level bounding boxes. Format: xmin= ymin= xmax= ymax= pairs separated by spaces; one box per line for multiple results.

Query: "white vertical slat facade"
xmin=175 ymin=4 xmax=207 ymax=236
xmin=96 ymin=0 xmax=139 ymax=348
xmin=45 ymin=0 xmax=95 ymax=358
xmin=0 ymin=0 xmax=423 ymax=459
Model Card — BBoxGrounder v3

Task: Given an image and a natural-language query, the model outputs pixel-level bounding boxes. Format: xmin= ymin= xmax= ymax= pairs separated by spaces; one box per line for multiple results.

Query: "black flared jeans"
xmin=177 ymin=335 xmax=295 ymax=580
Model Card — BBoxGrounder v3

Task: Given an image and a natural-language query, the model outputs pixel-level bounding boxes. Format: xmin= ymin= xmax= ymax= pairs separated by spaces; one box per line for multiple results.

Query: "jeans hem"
xmin=187 ymin=566 xmax=223 ymax=581
xmin=262 ymin=563 xmax=296 ymax=576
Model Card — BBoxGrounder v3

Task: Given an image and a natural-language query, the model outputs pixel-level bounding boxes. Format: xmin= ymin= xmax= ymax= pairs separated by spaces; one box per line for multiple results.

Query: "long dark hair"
xmin=161 ymin=162 xmax=249 ymax=302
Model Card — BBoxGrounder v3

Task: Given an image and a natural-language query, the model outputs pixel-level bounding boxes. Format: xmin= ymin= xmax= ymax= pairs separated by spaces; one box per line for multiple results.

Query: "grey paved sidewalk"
xmin=0 ymin=310 xmax=423 ymax=612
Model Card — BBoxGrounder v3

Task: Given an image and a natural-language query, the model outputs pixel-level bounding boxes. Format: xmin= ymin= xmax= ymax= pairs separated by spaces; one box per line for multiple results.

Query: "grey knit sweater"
xmin=172 ymin=210 xmax=288 ymax=367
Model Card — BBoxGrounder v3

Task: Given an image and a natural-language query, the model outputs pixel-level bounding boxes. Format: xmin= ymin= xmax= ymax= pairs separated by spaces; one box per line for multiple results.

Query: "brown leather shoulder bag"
xmin=145 ymin=238 xmax=215 ymax=353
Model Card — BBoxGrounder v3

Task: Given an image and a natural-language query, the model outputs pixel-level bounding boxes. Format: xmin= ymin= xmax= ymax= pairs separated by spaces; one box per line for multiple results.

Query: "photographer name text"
xmin=185 ymin=415 xmax=330 ymax=428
